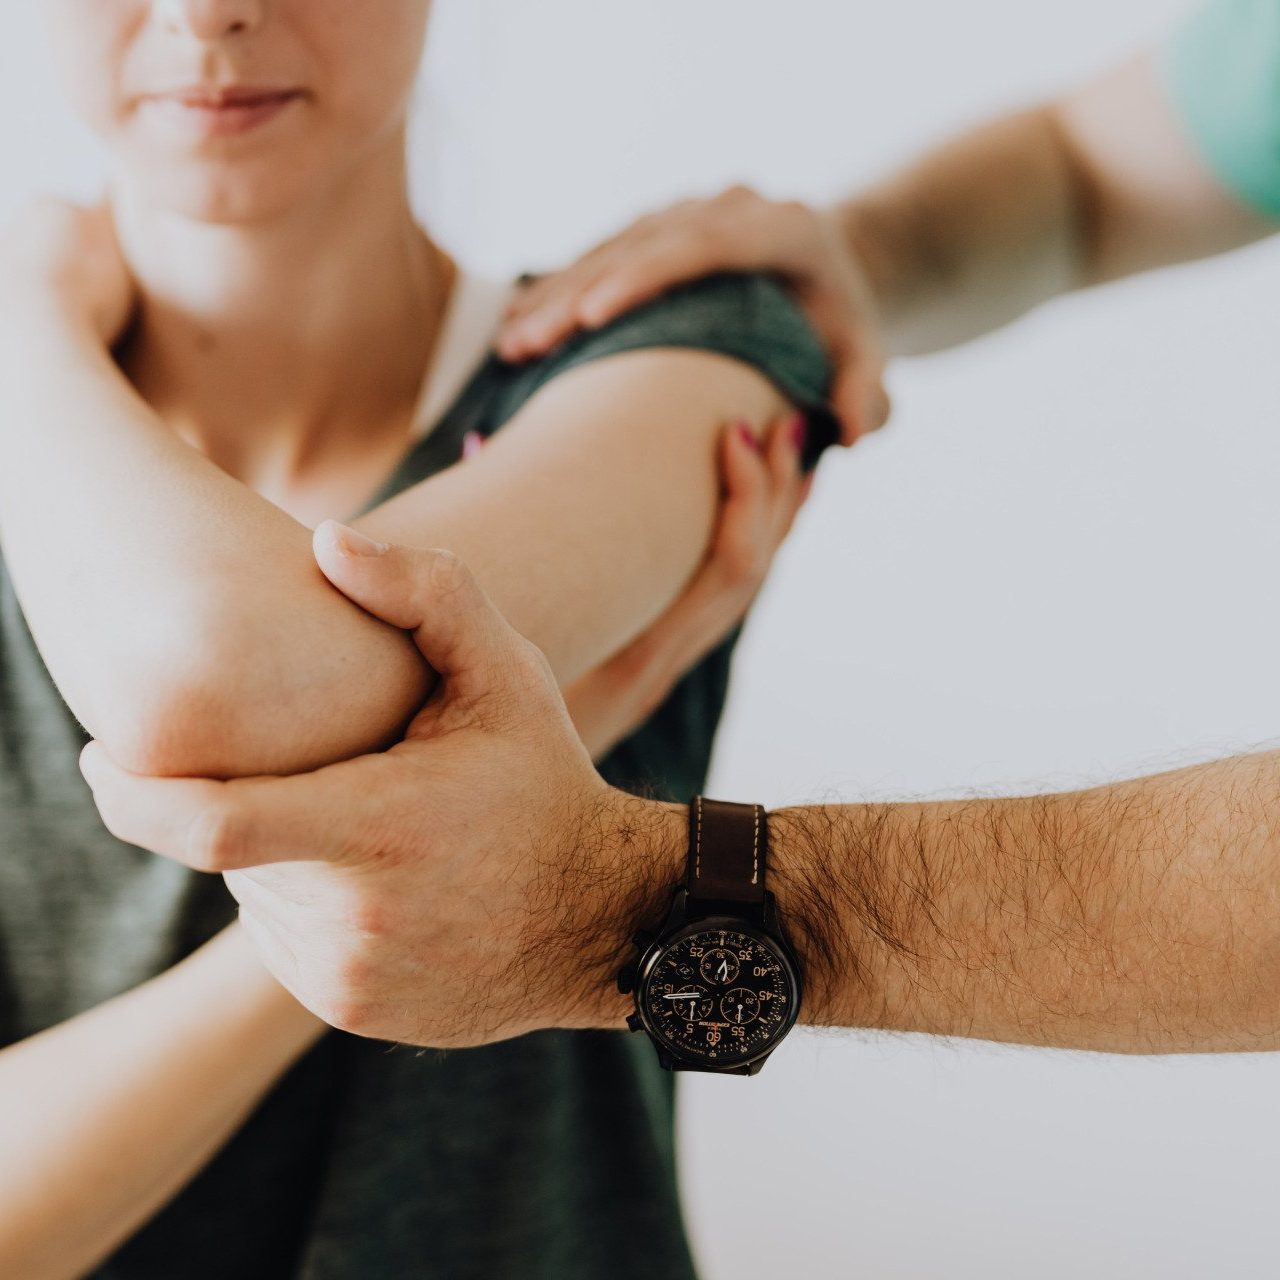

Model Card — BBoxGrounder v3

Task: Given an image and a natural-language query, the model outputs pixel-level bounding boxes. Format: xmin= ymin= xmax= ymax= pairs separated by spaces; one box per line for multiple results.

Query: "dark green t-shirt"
xmin=0 ymin=274 xmax=833 ymax=1279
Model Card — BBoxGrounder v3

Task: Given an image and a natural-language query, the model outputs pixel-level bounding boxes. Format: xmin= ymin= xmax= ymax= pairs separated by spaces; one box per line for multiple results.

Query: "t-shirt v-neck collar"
xmin=409 ymin=271 xmax=514 ymax=441
xmin=348 ymin=269 xmax=512 ymax=521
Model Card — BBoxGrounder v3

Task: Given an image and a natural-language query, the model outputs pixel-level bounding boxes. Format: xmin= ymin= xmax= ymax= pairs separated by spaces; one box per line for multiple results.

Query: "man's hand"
xmin=498 ymin=187 xmax=890 ymax=445
xmin=79 ymin=523 xmax=683 ymax=1048
xmin=0 ymin=198 xmax=136 ymax=345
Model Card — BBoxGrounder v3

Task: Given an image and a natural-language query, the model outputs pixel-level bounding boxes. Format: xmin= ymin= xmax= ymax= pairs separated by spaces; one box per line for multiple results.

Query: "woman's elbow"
xmin=89 ymin=661 xmax=247 ymax=780
xmin=94 ymin=633 xmax=432 ymax=781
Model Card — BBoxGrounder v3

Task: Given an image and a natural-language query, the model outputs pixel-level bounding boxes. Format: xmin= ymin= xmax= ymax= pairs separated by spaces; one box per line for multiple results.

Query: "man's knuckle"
xmin=185 ymin=805 xmax=244 ymax=872
xmin=683 ymin=221 xmax=727 ymax=260
xmin=427 ymin=548 xmax=470 ymax=598
xmin=320 ymin=992 xmax=374 ymax=1036
xmin=344 ymin=894 xmax=392 ymax=940
xmin=511 ymin=638 xmax=554 ymax=690
xmin=92 ymin=795 xmax=128 ymax=844
xmin=334 ymin=945 xmax=376 ymax=997
xmin=721 ymin=183 xmax=759 ymax=208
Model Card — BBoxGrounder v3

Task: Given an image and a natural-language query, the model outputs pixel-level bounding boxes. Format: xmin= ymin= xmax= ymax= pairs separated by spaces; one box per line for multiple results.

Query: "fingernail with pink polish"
xmin=736 ymin=421 xmax=760 ymax=452
xmin=462 ymin=431 xmax=485 ymax=461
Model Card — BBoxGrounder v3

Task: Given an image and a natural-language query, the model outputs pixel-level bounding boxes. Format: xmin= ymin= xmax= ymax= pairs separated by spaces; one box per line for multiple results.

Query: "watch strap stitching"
xmin=686 ymin=796 xmax=767 ymax=907
xmin=752 ymin=803 xmax=759 ymax=886
xmin=695 ymin=795 xmax=703 ymax=884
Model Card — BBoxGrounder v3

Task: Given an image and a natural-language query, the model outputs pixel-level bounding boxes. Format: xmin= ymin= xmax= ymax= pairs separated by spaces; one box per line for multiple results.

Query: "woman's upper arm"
xmin=104 ymin=275 xmax=833 ymax=778
xmin=357 ymin=273 xmax=837 ymax=685
xmin=358 ymin=346 xmax=794 ymax=685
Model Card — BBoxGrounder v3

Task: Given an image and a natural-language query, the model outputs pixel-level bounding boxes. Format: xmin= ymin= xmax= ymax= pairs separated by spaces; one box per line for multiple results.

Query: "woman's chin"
xmin=130 ymin=165 xmax=316 ymax=226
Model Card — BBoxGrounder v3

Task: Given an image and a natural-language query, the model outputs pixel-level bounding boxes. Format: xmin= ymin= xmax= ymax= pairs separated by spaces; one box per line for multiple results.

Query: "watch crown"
xmin=631 ymin=929 xmax=654 ymax=950
xmin=616 ymin=965 xmax=636 ymax=995
xmin=626 ymin=1012 xmax=644 ymax=1033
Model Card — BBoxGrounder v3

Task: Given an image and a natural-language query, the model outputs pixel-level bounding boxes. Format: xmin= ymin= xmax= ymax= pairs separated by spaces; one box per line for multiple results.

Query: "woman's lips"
xmin=145 ymin=89 xmax=303 ymax=140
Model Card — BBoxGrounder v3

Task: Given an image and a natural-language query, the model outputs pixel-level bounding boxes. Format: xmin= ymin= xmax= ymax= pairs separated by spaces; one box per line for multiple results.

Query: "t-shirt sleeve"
xmin=1161 ymin=0 xmax=1280 ymax=220
xmin=490 ymin=272 xmax=839 ymax=470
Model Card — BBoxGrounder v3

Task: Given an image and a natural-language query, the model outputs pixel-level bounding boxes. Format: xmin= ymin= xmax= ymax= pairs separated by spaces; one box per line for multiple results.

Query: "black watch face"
xmin=638 ymin=919 xmax=799 ymax=1068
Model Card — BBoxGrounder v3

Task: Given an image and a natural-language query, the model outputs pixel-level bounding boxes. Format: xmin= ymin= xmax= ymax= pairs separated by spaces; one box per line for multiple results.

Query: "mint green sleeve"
xmin=1161 ymin=0 xmax=1280 ymax=220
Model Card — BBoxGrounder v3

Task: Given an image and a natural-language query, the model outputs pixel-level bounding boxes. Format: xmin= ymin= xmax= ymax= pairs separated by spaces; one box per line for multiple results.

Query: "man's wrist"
xmin=553 ymin=788 xmax=685 ymax=1031
xmin=766 ymin=802 xmax=900 ymax=1034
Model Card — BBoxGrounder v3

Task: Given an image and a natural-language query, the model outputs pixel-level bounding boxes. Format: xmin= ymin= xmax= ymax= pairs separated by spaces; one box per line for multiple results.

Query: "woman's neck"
xmin=110 ymin=132 xmax=453 ymax=496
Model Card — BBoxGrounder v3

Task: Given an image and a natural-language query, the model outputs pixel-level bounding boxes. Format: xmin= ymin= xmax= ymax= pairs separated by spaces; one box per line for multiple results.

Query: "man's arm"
xmin=767 ymin=753 xmax=1280 ymax=1053
xmin=841 ymin=53 xmax=1273 ymax=356
xmin=0 ymin=218 xmax=793 ymax=778
xmin=79 ymin=537 xmax=1280 ymax=1056
xmin=500 ymin=50 xmax=1276 ymax=439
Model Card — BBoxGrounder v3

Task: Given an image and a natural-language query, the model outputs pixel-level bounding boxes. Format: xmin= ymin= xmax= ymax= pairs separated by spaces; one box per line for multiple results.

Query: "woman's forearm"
xmin=0 ymin=925 xmax=324 ymax=1280
xmin=0 ymin=292 xmax=786 ymax=779
xmin=0 ymin=297 xmax=430 ymax=777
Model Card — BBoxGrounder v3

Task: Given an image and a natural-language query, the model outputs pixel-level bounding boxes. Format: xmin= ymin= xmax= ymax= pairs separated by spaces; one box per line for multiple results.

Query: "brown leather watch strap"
xmin=685 ymin=796 xmax=768 ymax=910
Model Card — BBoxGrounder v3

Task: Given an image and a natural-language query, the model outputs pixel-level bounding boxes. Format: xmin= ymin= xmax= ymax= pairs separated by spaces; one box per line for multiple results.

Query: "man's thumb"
xmin=313 ymin=520 xmax=511 ymax=680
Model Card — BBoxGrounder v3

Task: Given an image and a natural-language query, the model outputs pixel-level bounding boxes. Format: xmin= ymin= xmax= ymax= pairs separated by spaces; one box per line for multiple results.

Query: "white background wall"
xmin=4 ymin=1 xmax=1280 ymax=1276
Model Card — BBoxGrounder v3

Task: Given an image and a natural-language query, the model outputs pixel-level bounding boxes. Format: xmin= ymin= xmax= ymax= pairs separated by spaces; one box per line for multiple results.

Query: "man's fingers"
xmin=508 ymin=229 xmax=748 ymax=357
xmin=498 ymin=246 xmax=632 ymax=359
xmin=566 ymin=243 xmax=704 ymax=330
xmin=79 ymin=740 xmax=375 ymax=872
xmin=313 ymin=522 xmax=515 ymax=685
xmin=498 ymin=200 xmax=770 ymax=360
xmin=829 ymin=356 xmax=891 ymax=447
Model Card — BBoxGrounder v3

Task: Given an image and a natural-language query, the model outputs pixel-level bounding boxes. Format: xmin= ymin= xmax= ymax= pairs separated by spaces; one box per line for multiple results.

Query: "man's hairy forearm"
xmin=835 ymin=106 xmax=1085 ymax=357
xmin=767 ymin=752 xmax=1280 ymax=1053
xmin=833 ymin=55 xmax=1273 ymax=360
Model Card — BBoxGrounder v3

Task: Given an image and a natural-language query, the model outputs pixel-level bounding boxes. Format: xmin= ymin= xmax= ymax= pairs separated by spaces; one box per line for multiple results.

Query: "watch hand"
xmin=664 ymin=993 xmax=699 ymax=1000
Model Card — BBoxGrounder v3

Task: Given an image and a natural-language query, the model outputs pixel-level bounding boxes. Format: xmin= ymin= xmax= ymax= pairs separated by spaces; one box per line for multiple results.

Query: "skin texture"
xmin=563 ymin=413 xmax=812 ymax=758
xmin=81 ymin=526 xmax=689 ymax=1046
xmin=81 ymin=531 xmax=1280 ymax=1056
xmin=76 ymin=25 xmax=1280 ymax=1060
xmin=0 ymin=927 xmax=323 ymax=1280
xmin=0 ymin=1 xmax=807 ymax=1271
xmin=0 ymin=0 xmax=803 ymax=782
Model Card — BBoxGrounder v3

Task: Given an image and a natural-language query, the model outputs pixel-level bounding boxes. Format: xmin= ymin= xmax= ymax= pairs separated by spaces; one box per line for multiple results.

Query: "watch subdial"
xmin=719 ymin=988 xmax=761 ymax=1026
xmin=698 ymin=947 xmax=740 ymax=986
xmin=662 ymin=985 xmax=713 ymax=1021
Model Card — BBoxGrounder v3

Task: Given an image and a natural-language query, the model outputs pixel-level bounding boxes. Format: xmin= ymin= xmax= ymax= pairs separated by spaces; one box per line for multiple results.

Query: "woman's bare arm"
xmin=0 ymin=257 xmax=793 ymax=779
xmin=0 ymin=925 xmax=323 ymax=1280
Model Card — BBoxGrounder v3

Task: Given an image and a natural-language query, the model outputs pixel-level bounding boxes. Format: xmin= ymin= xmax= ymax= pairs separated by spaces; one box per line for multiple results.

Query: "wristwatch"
xmin=617 ymin=797 xmax=802 ymax=1075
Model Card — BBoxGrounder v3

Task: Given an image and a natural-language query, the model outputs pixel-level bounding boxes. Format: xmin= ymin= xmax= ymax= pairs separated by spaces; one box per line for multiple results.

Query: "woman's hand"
xmin=0 ymin=197 xmax=135 ymax=345
xmin=498 ymin=187 xmax=890 ymax=444
xmin=562 ymin=411 xmax=811 ymax=760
